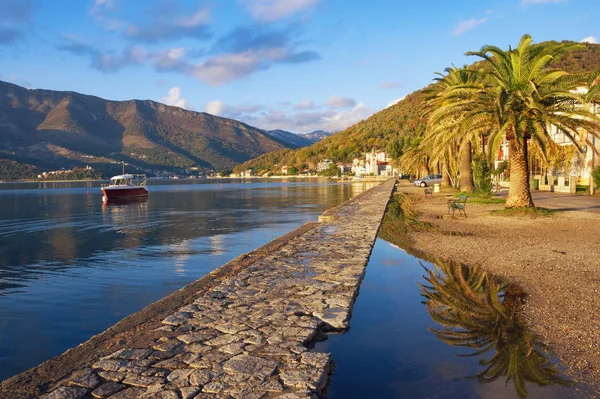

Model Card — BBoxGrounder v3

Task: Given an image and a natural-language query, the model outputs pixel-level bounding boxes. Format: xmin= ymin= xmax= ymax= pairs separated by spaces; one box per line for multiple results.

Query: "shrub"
xmin=472 ymin=155 xmax=493 ymax=194
xmin=592 ymin=166 xmax=600 ymax=193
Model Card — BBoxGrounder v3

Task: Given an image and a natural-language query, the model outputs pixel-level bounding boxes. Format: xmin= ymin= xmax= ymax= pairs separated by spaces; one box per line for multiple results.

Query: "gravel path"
xmin=398 ymin=182 xmax=600 ymax=395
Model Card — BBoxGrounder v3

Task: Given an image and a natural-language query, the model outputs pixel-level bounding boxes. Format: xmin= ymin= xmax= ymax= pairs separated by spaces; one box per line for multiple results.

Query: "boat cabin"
xmin=108 ymin=174 xmax=147 ymax=187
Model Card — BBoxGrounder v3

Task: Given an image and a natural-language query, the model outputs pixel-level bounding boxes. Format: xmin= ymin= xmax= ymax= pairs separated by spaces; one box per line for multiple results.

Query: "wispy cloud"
xmin=294 ymin=100 xmax=317 ymax=110
xmin=205 ymin=100 xmax=263 ymax=117
xmin=207 ymin=97 xmax=374 ymax=133
xmin=240 ymin=0 xmax=320 ymax=23
xmin=65 ymin=2 xmax=319 ymax=84
xmin=126 ymin=7 xmax=212 ymax=43
xmin=453 ymin=18 xmax=486 ymax=36
xmin=56 ymin=34 xmax=99 ymax=56
xmin=160 ymin=86 xmax=191 ymax=109
xmin=0 ymin=0 xmax=33 ymax=46
xmin=326 ymin=96 xmax=356 ymax=109
xmin=188 ymin=47 xmax=319 ymax=85
xmin=90 ymin=0 xmax=114 ymax=16
xmin=581 ymin=36 xmax=598 ymax=44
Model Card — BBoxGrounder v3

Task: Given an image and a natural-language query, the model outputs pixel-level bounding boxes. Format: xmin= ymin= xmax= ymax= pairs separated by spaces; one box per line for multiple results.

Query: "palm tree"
xmin=462 ymin=35 xmax=600 ymax=207
xmin=420 ymin=259 xmax=572 ymax=398
xmin=424 ymin=66 xmax=483 ymax=192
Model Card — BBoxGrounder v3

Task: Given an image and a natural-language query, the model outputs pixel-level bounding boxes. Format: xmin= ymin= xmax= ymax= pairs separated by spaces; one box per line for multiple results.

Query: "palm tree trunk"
xmin=460 ymin=141 xmax=474 ymax=192
xmin=442 ymin=160 xmax=451 ymax=187
xmin=506 ymin=140 xmax=534 ymax=208
xmin=433 ymin=162 xmax=440 ymax=175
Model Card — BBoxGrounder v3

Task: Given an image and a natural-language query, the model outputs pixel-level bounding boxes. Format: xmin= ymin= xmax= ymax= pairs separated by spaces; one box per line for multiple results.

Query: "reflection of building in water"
xmin=209 ymin=235 xmax=225 ymax=256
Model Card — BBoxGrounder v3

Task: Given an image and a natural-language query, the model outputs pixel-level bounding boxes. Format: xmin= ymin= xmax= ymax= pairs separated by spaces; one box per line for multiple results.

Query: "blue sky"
xmin=1 ymin=0 xmax=599 ymax=133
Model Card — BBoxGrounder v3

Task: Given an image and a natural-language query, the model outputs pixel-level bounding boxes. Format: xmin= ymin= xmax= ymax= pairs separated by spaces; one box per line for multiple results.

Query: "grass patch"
xmin=455 ymin=191 xmax=506 ymax=204
xmin=491 ymin=207 xmax=556 ymax=218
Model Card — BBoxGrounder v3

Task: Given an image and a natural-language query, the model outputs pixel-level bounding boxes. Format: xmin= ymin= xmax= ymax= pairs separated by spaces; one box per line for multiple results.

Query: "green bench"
xmin=447 ymin=195 xmax=468 ymax=217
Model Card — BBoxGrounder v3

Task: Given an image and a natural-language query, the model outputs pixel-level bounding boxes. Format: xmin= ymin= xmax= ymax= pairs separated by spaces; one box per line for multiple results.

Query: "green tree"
xmin=472 ymin=155 xmax=493 ymax=194
xmin=321 ymin=163 xmax=340 ymax=177
xmin=592 ymin=166 xmax=600 ymax=193
xmin=287 ymin=165 xmax=298 ymax=175
xmin=425 ymin=65 xmax=481 ymax=192
xmin=460 ymin=35 xmax=600 ymax=207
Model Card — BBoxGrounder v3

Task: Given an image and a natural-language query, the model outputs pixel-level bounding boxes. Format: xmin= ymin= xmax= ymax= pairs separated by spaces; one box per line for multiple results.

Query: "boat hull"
xmin=101 ymin=186 xmax=149 ymax=202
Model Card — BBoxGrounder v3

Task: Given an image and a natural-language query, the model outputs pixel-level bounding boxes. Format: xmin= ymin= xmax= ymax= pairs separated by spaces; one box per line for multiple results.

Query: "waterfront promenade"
xmin=0 ymin=179 xmax=395 ymax=399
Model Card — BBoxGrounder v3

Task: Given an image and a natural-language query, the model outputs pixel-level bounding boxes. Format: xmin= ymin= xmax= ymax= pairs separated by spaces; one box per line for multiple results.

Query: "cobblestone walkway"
xmin=39 ymin=179 xmax=395 ymax=399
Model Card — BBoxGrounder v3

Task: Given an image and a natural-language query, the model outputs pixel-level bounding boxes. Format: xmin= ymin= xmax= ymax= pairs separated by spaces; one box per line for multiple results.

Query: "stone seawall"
xmin=0 ymin=179 xmax=395 ymax=399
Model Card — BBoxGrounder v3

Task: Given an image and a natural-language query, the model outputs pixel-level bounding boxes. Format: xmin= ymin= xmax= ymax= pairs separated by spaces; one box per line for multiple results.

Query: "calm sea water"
xmin=0 ymin=178 xmax=375 ymax=381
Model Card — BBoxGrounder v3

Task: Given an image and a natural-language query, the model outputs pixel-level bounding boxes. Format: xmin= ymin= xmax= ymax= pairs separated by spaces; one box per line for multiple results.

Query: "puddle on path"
xmin=314 ymin=194 xmax=588 ymax=398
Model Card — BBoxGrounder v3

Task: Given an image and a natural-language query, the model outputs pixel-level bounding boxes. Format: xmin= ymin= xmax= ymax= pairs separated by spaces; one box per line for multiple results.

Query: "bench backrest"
xmin=458 ymin=195 xmax=468 ymax=203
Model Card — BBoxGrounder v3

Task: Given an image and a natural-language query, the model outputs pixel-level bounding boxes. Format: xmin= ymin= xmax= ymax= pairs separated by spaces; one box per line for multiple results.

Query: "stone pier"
xmin=0 ymin=179 xmax=395 ymax=399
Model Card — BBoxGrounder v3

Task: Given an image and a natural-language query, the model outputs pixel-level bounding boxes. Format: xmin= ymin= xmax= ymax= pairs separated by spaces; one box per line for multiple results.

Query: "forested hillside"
xmin=235 ymin=40 xmax=600 ymax=175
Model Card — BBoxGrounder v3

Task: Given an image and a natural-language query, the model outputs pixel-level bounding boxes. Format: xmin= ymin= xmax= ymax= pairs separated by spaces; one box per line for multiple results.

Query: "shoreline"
xmin=395 ymin=181 xmax=600 ymax=395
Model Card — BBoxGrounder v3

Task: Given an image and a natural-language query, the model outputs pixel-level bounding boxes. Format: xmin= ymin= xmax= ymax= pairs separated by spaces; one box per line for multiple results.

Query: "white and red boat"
xmin=101 ymin=174 xmax=148 ymax=202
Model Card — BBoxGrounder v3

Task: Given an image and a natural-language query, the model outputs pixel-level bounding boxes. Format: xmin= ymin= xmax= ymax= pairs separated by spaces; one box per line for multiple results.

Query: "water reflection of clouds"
xmin=169 ymin=240 xmax=192 ymax=276
xmin=209 ymin=235 xmax=225 ymax=256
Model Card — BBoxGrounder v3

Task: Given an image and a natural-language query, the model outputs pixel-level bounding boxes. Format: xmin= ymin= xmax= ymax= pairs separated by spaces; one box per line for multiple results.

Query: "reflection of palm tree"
xmin=420 ymin=259 xmax=571 ymax=398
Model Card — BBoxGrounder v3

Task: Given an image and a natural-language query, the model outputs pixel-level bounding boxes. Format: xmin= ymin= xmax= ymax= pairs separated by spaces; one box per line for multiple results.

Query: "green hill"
xmin=235 ymin=40 xmax=600 ymax=175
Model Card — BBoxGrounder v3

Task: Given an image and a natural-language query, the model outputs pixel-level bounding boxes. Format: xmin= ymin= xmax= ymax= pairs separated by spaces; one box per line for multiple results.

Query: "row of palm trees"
xmin=400 ymin=34 xmax=600 ymax=208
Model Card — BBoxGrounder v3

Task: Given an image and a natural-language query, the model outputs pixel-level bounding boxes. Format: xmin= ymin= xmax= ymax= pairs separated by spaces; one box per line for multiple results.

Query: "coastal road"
xmin=496 ymin=190 xmax=600 ymax=213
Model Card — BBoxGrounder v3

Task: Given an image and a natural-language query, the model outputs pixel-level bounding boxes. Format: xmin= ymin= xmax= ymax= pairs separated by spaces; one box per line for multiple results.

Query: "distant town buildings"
xmin=37 ymin=165 xmax=94 ymax=180
xmin=351 ymin=149 xmax=398 ymax=177
xmin=316 ymin=159 xmax=334 ymax=172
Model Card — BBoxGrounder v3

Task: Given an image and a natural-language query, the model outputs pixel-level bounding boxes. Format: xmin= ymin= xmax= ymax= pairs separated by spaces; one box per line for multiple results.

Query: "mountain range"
xmin=0 ymin=80 xmax=329 ymax=179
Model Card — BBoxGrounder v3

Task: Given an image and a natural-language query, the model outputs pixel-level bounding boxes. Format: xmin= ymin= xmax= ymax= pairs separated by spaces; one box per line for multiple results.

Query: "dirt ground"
xmin=397 ymin=182 xmax=600 ymax=395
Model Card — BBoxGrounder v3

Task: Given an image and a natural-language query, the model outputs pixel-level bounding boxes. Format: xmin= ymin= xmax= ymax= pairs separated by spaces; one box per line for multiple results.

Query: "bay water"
xmin=0 ymin=178 xmax=374 ymax=381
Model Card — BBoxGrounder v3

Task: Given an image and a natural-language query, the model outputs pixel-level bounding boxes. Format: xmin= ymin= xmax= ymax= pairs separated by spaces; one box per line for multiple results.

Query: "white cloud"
xmin=189 ymin=47 xmax=316 ymax=85
xmin=160 ymin=87 xmax=190 ymax=110
xmin=211 ymin=99 xmax=376 ymax=133
xmin=191 ymin=50 xmax=268 ymax=86
xmin=294 ymin=100 xmax=317 ymax=110
xmin=90 ymin=0 xmax=113 ymax=16
xmin=581 ymin=36 xmax=598 ymax=44
xmin=155 ymin=47 xmax=187 ymax=69
xmin=204 ymin=101 xmax=263 ymax=117
xmin=177 ymin=9 xmax=211 ymax=27
xmin=325 ymin=96 xmax=356 ymax=109
xmin=240 ymin=0 xmax=320 ymax=23
xmin=521 ymin=0 xmax=568 ymax=5
xmin=205 ymin=100 xmax=226 ymax=116
xmin=386 ymin=96 xmax=405 ymax=108
xmin=453 ymin=18 xmax=487 ymax=36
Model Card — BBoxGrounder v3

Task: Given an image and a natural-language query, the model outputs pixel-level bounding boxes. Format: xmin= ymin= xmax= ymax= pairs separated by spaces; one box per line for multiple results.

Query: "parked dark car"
xmin=413 ymin=174 xmax=442 ymax=187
